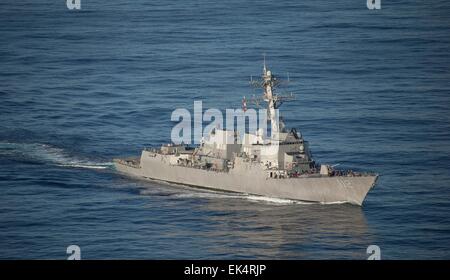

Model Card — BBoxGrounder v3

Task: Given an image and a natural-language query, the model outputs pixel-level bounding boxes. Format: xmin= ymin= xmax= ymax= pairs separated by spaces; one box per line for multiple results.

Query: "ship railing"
xmin=173 ymin=162 xmax=229 ymax=173
xmin=280 ymin=170 xmax=377 ymax=179
xmin=115 ymin=158 xmax=140 ymax=168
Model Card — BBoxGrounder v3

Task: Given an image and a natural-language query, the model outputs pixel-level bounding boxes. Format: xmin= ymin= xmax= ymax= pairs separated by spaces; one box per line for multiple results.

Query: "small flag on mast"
xmin=242 ymin=96 xmax=247 ymax=112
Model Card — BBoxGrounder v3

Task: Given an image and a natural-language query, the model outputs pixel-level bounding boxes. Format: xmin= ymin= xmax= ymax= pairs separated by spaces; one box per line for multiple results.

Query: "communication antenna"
xmin=263 ymin=53 xmax=267 ymax=73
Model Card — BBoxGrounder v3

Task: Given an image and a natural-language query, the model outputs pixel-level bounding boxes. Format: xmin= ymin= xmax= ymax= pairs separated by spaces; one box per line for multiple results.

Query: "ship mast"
xmin=262 ymin=60 xmax=279 ymax=138
xmin=250 ymin=57 xmax=294 ymax=140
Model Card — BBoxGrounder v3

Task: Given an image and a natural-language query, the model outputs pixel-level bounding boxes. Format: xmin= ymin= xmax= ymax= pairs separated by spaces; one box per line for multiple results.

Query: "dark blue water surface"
xmin=1 ymin=0 xmax=450 ymax=259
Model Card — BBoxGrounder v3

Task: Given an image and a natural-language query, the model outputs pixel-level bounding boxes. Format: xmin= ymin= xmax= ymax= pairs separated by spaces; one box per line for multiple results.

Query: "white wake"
xmin=0 ymin=142 xmax=113 ymax=170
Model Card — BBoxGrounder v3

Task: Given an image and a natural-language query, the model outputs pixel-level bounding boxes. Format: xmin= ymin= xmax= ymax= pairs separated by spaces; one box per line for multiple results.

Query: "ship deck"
xmin=113 ymin=157 xmax=140 ymax=168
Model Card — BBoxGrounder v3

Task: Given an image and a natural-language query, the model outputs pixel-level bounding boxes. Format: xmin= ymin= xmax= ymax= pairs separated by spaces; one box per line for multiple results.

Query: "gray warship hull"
xmin=114 ymin=63 xmax=378 ymax=206
xmin=114 ymin=151 xmax=377 ymax=206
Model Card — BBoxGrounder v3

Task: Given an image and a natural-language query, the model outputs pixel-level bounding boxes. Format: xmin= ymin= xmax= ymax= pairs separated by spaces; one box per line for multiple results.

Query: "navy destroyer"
xmin=114 ymin=63 xmax=377 ymax=206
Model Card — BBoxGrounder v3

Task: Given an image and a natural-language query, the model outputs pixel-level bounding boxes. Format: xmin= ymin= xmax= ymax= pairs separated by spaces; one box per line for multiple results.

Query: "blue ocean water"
xmin=1 ymin=0 xmax=449 ymax=259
